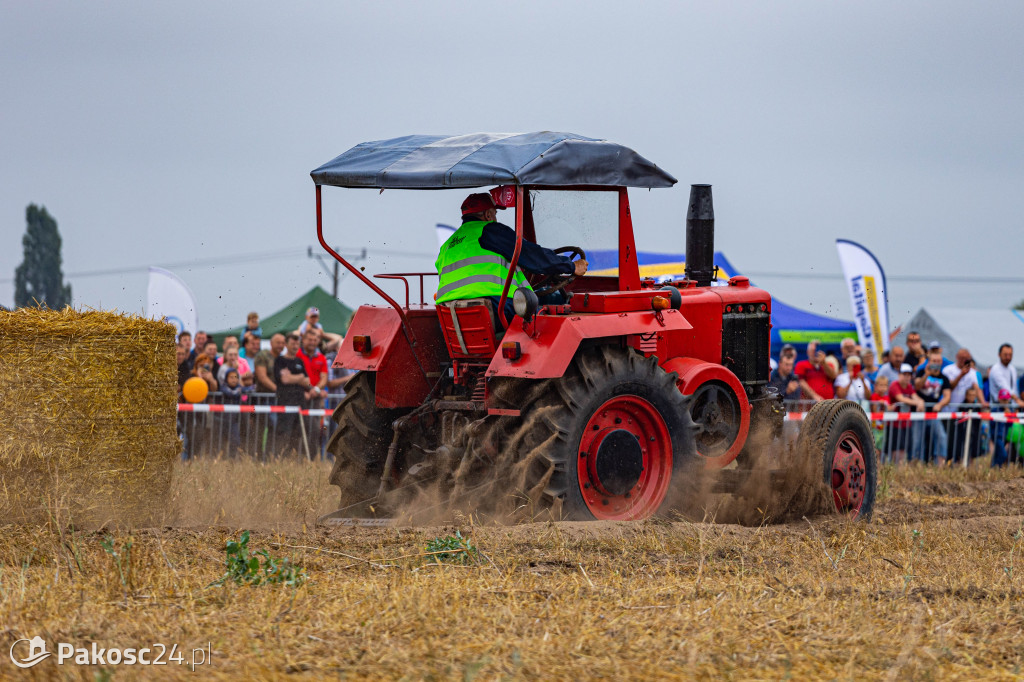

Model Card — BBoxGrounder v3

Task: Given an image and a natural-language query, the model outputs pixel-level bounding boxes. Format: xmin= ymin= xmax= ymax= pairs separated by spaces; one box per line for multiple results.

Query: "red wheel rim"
xmin=831 ymin=429 xmax=867 ymax=517
xmin=577 ymin=395 xmax=672 ymax=520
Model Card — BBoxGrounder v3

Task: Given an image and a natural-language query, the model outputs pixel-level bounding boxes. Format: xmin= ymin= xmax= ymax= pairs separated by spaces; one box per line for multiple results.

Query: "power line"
xmin=0 ymin=246 xmax=434 ymax=284
xmin=4 ymin=248 xmax=1022 ymax=286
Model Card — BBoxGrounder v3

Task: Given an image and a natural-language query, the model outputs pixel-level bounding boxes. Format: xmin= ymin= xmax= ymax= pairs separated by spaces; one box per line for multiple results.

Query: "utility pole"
xmin=308 ymin=246 xmax=367 ymax=298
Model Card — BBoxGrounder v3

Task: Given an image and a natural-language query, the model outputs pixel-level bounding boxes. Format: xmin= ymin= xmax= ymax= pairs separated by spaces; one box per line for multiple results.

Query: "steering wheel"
xmin=532 ymin=246 xmax=587 ymax=297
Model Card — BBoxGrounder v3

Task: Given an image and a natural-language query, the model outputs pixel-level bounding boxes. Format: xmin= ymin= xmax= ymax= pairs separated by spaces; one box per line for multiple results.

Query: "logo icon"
xmin=10 ymin=636 xmax=51 ymax=668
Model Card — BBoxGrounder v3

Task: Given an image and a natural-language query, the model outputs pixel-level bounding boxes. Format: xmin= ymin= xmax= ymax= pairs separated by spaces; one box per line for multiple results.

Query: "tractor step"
xmin=317 ymin=515 xmax=396 ymax=527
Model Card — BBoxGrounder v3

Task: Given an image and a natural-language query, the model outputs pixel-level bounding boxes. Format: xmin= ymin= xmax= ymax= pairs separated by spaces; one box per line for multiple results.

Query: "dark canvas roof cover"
xmin=310 ymin=132 xmax=677 ymax=189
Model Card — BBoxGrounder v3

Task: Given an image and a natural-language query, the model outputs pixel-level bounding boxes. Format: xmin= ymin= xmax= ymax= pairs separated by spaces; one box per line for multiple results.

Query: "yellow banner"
xmin=863 ymin=276 xmax=883 ymax=355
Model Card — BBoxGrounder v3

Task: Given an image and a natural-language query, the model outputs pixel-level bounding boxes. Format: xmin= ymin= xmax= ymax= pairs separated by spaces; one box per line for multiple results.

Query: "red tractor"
xmin=311 ymin=132 xmax=876 ymax=524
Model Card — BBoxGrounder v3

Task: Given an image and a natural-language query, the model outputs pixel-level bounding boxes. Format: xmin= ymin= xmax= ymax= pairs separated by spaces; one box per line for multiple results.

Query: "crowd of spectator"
xmin=769 ymin=333 xmax=1024 ymax=468
xmin=175 ymin=309 xmax=1024 ymax=467
xmin=175 ymin=307 xmax=351 ymax=458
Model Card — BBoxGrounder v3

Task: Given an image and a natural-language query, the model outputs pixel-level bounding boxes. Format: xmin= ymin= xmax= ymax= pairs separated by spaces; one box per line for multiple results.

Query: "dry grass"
xmin=2 ymin=458 xmax=1024 ymax=679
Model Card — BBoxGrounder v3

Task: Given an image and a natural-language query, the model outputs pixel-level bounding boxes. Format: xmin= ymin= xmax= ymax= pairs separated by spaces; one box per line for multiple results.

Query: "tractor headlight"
xmin=512 ymin=287 xmax=539 ymax=321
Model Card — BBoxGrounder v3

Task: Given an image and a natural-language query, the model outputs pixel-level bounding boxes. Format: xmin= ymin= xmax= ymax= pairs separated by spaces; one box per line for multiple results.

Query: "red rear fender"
xmin=335 ymin=305 xmax=446 ymax=408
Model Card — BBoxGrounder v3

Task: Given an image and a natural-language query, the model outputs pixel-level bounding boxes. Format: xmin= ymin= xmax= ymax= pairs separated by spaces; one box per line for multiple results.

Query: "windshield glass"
xmin=529 ymin=190 xmax=618 ymax=271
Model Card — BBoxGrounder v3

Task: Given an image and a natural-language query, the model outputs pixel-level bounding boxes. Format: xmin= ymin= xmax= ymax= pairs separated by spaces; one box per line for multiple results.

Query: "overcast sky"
xmin=2 ymin=1 xmax=1022 ymax=334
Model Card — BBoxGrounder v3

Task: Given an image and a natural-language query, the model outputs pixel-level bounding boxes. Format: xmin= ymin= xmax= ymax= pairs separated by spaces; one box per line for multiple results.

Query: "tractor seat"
xmin=436 ymin=299 xmax=501 ymax=359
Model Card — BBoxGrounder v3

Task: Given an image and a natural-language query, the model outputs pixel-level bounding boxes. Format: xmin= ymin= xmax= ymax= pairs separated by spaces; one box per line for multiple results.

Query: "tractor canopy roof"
xmin=310 ymin=132 xmax=677 ymax=190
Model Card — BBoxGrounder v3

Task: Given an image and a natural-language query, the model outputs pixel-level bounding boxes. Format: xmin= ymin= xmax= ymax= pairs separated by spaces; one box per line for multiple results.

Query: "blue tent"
xmin=588 ymin=250 xmax=857 ymax=358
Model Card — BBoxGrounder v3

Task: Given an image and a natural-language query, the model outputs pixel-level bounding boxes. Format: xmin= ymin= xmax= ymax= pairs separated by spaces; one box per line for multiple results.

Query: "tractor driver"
xmin=435 ymin=192 xmax=587 ymax=323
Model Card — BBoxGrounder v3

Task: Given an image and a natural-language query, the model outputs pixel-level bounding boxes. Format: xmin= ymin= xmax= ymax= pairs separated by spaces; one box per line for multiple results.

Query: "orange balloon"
xmin=183 ymin=376 xmax=209 ymax=403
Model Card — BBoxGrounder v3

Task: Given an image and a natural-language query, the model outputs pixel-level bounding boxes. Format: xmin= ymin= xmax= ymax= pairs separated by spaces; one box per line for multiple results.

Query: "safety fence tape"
xmin=175 ymin=402 xmax=1023 ymax=423
xmin=784 ymin=411 xmax=1024 ymax=423
xmin=177 ymin=404 xmax=329 ymax=417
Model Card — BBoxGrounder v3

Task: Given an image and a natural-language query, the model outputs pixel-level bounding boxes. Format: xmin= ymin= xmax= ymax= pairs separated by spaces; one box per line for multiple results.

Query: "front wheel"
xmin=796 ymin=399 xmax=877 ymax=520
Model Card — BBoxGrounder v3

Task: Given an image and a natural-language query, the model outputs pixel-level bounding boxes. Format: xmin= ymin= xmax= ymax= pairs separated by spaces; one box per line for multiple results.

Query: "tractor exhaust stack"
xmin=685 ymin=184 xmax=715 ymax=287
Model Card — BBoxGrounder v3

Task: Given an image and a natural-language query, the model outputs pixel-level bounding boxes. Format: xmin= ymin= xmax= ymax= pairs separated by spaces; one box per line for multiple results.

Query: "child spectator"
xmin=1007 ymin=419 xmax=1023 ymax=467
xmin=244 ymin=311 xmax=263 ymax=340
xmin=869 ymin=374 xmax=891 ymax=456
xmin=220 ymin=368 xmax=242 ymax=454
xmin=870 ymin=375 xmax=891 ymax=409
xmin=217 ymin=347 xmax=252 ymax=386
xmin=889 ymin=363 xmax=924 ymax=465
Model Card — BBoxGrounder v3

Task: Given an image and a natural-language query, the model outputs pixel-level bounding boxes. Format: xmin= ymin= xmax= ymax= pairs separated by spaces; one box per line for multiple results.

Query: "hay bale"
xmin=0 ymin=308 xmax=179 ymax=526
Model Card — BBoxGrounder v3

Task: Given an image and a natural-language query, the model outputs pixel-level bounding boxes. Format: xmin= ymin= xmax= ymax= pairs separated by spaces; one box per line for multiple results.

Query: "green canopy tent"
xmin=210 ymin=285 xmax=353 ymax=346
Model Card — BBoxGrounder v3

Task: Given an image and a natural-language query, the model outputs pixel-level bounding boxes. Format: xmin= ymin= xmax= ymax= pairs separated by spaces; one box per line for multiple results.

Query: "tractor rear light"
xmin=352 ymin=335 xmax=372 ymax=354
xmin=501 ymin=341 xmax=521 ymax=361
xmin=652 ymin=296 xmax=671 ymax=311
xmin=759 ymin=303 xmax=767 ymax=312
xmin=726 ymin=305 xmax=733 ymax=313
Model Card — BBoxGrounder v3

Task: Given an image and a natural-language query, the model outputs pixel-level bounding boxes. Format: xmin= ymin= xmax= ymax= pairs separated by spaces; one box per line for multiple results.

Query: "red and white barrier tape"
xmin=176 ymin=403 xmax=1023 ymax=424
xmin=785 ymin=411 xmax=1024 ymax=423
xmin=177 ymin=403 xmax=329 ymax=417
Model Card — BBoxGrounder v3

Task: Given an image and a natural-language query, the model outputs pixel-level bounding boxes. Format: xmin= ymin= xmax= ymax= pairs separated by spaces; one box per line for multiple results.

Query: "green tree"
xmin=1015 ymin=299 xmax=1024 ymax=311
xmin=14 ymin=204 xmax=72 ymax=309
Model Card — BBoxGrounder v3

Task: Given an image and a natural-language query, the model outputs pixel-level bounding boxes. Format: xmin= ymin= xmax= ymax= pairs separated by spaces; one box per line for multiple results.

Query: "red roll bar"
xmin=496 ymin=186 xmax=525 ymax=329
xmin=316 ymin=185 xmax=418 ymax=344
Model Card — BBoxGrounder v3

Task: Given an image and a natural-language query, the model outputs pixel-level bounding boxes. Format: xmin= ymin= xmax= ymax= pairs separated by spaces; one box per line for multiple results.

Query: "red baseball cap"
xmin=461 ymin=192 xmax=504 ymax=216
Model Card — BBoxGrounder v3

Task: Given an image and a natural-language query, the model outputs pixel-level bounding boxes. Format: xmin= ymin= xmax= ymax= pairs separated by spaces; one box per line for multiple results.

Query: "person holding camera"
xmin=795 ymin=339 xmax=837 ymax=402
xmin=913 ymin=347 xmax=952 ymax=464
xmin=943 ymin=348 xmax=987 ymax=409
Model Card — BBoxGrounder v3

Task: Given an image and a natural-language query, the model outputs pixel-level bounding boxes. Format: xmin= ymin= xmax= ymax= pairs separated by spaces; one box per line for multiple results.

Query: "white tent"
xmin=892 ymin=307 xmax=1024 ymax=371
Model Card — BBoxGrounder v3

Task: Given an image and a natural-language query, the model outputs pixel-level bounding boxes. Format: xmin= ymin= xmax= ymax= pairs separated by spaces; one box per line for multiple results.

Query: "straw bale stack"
xmin=0 ymin=308 xmax=179 ymax=525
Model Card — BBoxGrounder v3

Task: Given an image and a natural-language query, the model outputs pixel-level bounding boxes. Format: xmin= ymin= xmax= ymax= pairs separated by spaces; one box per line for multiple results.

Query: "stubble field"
xmin=2 ymin=459 xmax=1024 ymax=680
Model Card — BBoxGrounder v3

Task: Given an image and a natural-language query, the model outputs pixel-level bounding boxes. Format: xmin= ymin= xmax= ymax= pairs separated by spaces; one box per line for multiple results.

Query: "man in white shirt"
xmin=989 ymin=343 xmax=1023 ymax=467
xmin=989 ymin=344 xmax=1022 ymax=406
xmin=942 ymin=348 xmax=988 ymax=410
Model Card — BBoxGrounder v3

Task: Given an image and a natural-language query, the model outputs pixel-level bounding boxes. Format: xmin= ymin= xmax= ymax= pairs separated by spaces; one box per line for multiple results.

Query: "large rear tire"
xmin=325 ymin=372 xmax=407 ymax=513
xmin=472 ymin=347 xmax=697 ymax=521
xmin=795 ymin=399 xmax=877 ymax=520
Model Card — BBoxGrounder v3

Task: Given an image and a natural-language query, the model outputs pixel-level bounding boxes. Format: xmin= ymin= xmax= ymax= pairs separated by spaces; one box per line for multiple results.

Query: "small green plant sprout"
xmin=100 ymin=535 xmax=134 ymax=590
xmin=219 ymin=531 xmax=305 ymax=587
xmin=424 ymin=531 xmax=478 ymax=565
xmin=903 ymin=528 xmax=924 ymax=594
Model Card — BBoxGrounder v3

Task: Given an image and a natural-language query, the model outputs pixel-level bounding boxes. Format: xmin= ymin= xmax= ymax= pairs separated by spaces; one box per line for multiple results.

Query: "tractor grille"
xmin=722 ymin=309 xmax=770 ymax=386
